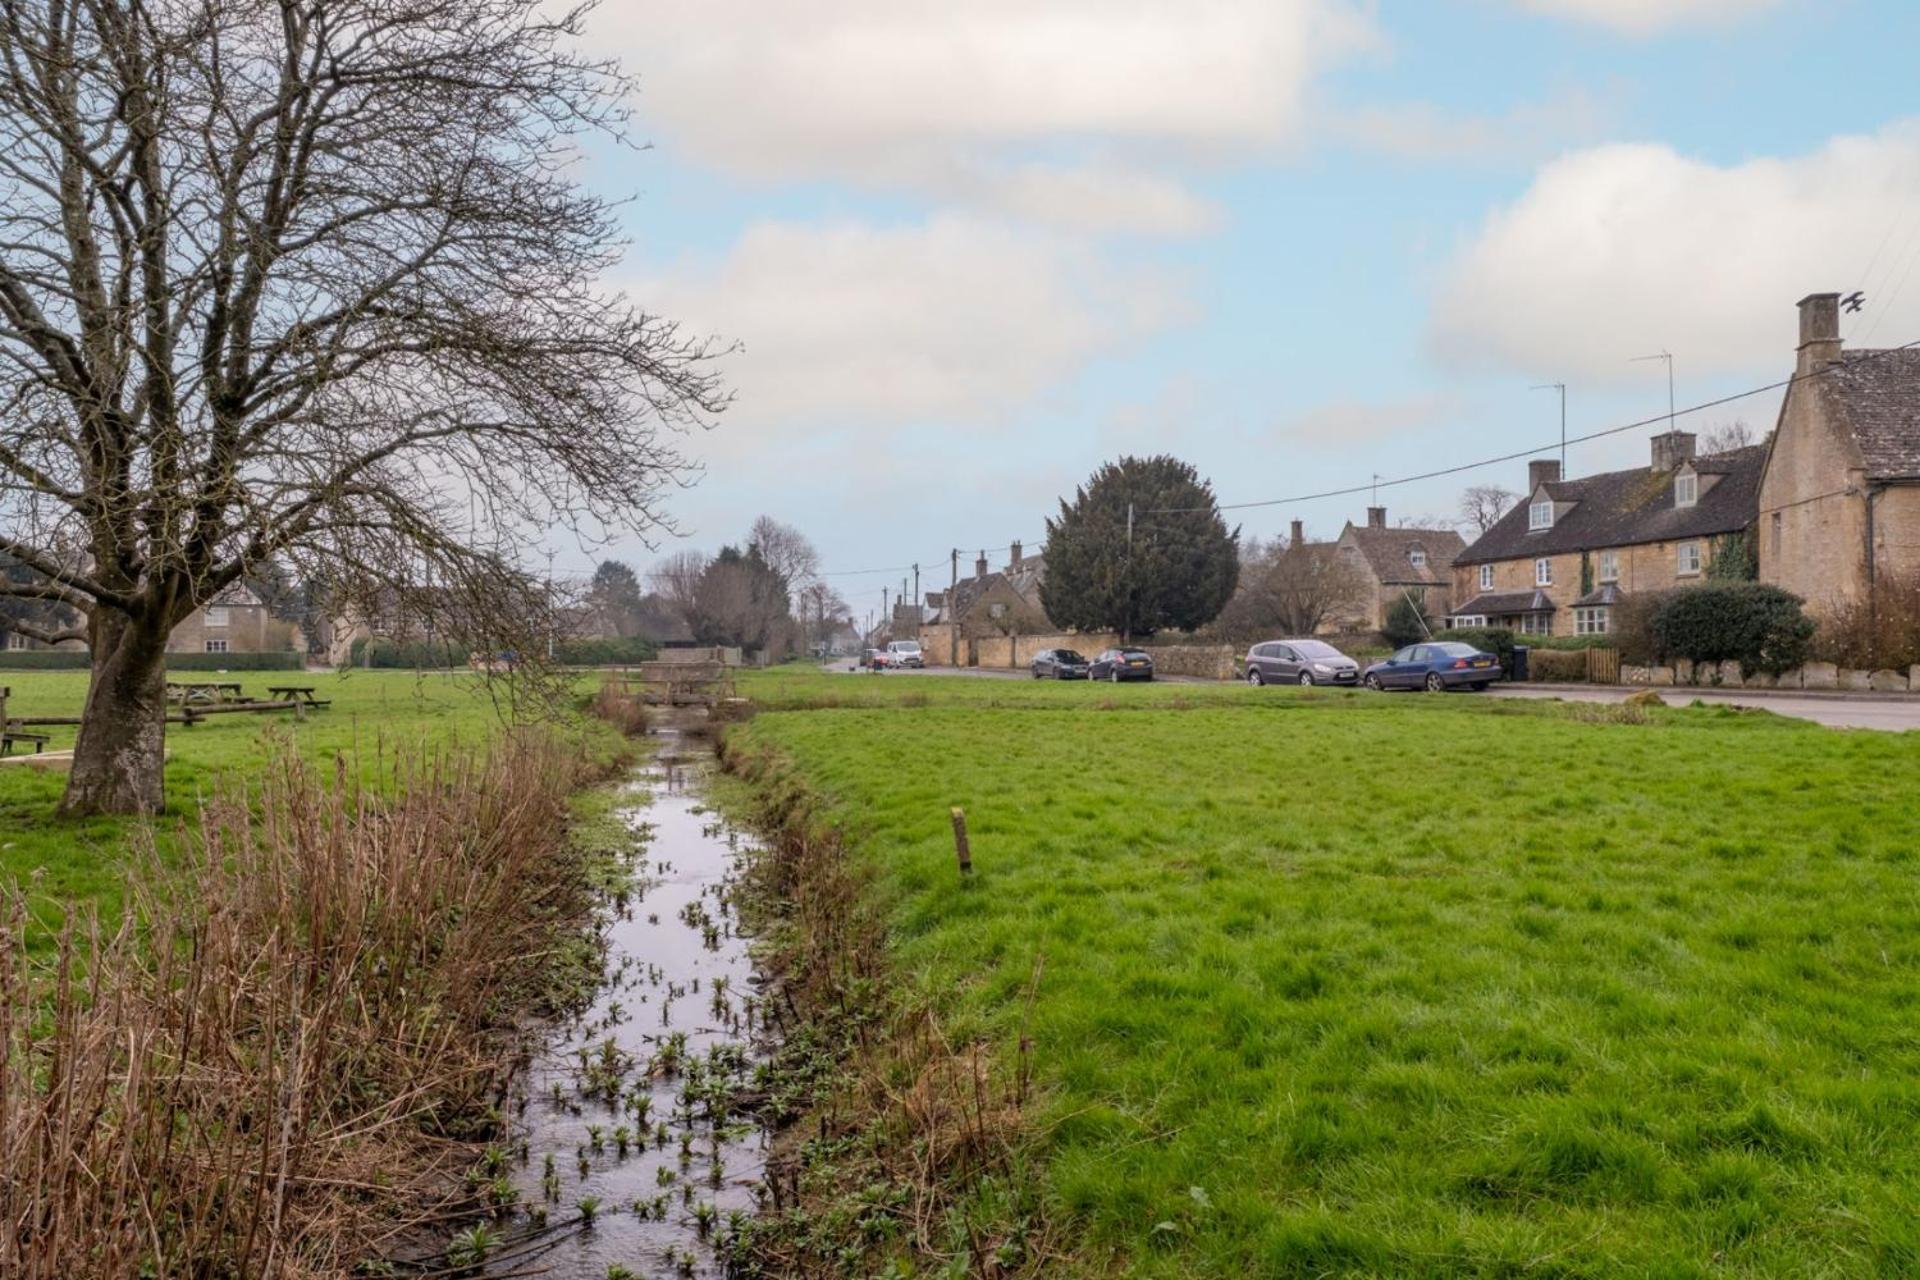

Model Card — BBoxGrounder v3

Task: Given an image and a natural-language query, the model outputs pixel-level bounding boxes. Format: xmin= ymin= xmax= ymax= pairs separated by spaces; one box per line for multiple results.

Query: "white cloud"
xmin=1513 ymin=0 xmax=1778 ymax=35
xmin=641 ymin=215 xmax=1190 ymax=439
xmin=591 ymin=1 xmax=1373 ymax=234
xmin=1273 ymin=393 xmax=1466 ymax=448
xmin=1431 ymin=123 xmax=1920 ymax=381
xmin=1330 ymin=87 xmax=1615 ymax=166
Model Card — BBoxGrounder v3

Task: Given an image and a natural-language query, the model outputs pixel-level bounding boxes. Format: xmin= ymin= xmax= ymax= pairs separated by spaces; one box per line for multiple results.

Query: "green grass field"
xmin=0 ymin=669 xmax=625 ymax=942
xmin=730 ymin=667 xmax=1920 ymax=1276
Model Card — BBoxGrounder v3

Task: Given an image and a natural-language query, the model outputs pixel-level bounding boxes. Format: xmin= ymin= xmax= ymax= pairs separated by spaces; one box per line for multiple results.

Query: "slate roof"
xmin=1455 ymin=444 xmax=1766 ymax=566
xmin=1451 ymin=589 xmax=1556 ymax=616
xmin=1824 ymin=349 xmax=1920 ymax=480
xmin=1341 ymin=525 xmax=1466 ymax=585
xmin=1572 ymin=584 xmax=1626 ymax=608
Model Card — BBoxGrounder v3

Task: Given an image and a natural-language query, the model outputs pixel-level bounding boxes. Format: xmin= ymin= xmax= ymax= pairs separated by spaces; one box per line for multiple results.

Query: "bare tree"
xmin=0 ymin=0 xmax=726 ymax=813
xmin=1700 ymin=419 xmax=1758 ymax=454
xmin=1459 ymin=485 xmax=1519 ymax=537
xmin=748 ymin=515 xmax=821 ymax=593
xmin=795 ymin=579 xmax=850 ymax=654
xmin=1268 ymin=540 xmax=1369 ymax=636
xmin=649 ymin=550 xmax=711 ymax=626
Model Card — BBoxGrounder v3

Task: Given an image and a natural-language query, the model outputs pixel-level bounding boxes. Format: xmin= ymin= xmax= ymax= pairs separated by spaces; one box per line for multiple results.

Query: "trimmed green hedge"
xmin=0 ymin=650 xmax=303 ymax=671
xmin=347 ymin=638 xmax=470 ymax=669
xmin=1648 ymin=583 xmax=1814 ymax=676
xmin=1526 ymin=648 xmax=1591 ymax=683
xmin=554 ymin=636 xmax=658 ymax=666
xmin=1441 ymin=627 xmax=1518 ymax=677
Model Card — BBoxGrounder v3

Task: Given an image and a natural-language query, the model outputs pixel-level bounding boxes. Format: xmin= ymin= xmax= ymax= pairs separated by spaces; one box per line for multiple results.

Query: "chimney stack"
xmin=1290 ymin=518 xmax=1304 ymax=548
xmin=1797 ymin=292 xmax=1842 ymax=375
xmin=1366 ymin=506 xmax=1387 ymax=530
xmin=1650 ymin=430 xmax=1696 ymax=472
xmin=1528 ymin=458 xmax=1562 ymax=492
xmin=1009 ymin=540 xmax=1022 ymax=567
xmin=975 ymin=550 xmax=988 ymax=579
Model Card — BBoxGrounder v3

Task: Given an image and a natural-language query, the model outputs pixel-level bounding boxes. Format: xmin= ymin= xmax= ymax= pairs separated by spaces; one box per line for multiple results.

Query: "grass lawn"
xmin=730 ymin=667 xmax=1920 ymax=1276
xmin=1 ymin=669 xmax=625 ymax=943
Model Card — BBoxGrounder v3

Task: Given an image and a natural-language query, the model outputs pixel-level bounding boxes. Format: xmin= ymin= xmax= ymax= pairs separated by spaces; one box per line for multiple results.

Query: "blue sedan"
xmin=1362 ymin=641 xmax=1502 ymax=692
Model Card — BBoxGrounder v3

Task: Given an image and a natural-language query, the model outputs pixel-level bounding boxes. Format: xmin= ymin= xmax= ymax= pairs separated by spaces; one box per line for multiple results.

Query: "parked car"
xmin=1087 ymin=647 xmax=1155 ymax=682
xmin=886 ymin=639 xmax=925 ymax=668
xmin=1030 ymin=648 xmax=1090 ymax=679
xmin=859 ymin=647 xmax=886 ymax=670
xmin=1244 ymin=639 xmax=1360 ymax=687
xmin=1362 ymin=641 xmax=1502 ymax=692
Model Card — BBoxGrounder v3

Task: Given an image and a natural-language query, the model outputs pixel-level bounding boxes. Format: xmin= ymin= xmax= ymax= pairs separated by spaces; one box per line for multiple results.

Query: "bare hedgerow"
xmin=0 ymin=733 xmax=598 ymax=1278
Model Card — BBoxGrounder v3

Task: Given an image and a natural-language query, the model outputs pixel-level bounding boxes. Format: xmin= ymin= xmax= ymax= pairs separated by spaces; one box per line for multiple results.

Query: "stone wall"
xmin=1143 ymin=643 xmax=1237 ymax=680
xmin=1622 ymin=661 xmax=1915 ymax=693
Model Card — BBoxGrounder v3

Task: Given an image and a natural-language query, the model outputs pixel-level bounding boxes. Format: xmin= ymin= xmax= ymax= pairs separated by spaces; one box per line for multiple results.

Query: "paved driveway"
xmin=833 ymin=663 xmax=1920 ymax=731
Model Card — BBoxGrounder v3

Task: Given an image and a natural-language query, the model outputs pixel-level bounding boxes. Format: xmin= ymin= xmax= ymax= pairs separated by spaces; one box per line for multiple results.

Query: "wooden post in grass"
xmin=950 ymin=806 xmax=972 ymax=875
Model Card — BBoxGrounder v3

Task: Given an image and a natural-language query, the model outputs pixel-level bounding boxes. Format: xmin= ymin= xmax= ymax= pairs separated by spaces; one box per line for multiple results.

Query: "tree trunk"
xmin=59 ymin=612 xmax=170 ymax=817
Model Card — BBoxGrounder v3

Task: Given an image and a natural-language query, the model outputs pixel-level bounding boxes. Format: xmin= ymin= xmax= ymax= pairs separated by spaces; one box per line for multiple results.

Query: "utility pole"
xmin=1531 ymin=382 xmax=1567 ymax=471
xmin=1632 ymin=351 xmax=1675 ymax=434
xmin=948 ymin=548 xmax=959 ymax=667
xmin=912 ymin=563 xmax=920 ymax=608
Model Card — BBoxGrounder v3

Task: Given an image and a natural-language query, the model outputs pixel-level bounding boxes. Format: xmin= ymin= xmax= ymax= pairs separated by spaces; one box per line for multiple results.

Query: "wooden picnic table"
xmin=267 ymin=685 xmax=331 ymax=708
xmin=167 ymin=680 xmax=245 ymax=705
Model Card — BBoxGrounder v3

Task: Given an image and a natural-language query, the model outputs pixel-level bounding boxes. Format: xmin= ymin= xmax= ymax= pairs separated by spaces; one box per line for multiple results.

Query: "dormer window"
xmin=1409 ymin=547 xmax=1427 ymax=568
xmin=1675 ymin=470 xmax=1698 ymax=508
xmin=1528 ymin=499 xmax=1554 ymax=530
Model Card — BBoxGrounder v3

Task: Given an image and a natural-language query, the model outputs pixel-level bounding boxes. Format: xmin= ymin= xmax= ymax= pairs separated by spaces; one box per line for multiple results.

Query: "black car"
xmin=1031 ymin=648 xmax=1090 ymax=679
xmin=1087 ymin=647 xmax=1154 ymax=682
xmin=1244 ymin=639 xmax=1360 ymax=687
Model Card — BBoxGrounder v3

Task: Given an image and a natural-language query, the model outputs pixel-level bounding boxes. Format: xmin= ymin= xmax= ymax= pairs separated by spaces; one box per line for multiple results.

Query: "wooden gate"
xmin=1586 ymin=647 xmax=1621 ymax=685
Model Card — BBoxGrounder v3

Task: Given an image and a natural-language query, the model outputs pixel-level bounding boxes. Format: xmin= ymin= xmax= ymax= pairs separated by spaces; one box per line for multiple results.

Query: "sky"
xmin=555 ymin=0 xmax=1920 ymax=604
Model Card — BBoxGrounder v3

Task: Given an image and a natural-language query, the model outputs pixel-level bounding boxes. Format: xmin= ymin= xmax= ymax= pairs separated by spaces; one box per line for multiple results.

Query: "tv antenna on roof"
xmin=1631 ymin=351 xmax=1675 ymax=435
xmin=1530 ymin=382 xmax=1567 ymax=471
xmin=1843 ymin=291 xmax=1866 ymax=313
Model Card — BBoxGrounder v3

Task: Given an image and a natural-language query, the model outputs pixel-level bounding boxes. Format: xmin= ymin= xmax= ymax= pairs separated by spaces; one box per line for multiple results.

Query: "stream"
xmin=485 ymin=716 xmax=772 ymax=1279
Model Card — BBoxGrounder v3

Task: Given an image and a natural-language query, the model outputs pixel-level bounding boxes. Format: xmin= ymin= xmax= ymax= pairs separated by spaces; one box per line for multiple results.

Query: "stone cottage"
xmin=1333 ymin=508 xmax=1465 ymax=630
xmin=1449 ymin=435 xmax=1766 ymax=637
xmin=1758 ymin=292 xmax=1920 ymax=617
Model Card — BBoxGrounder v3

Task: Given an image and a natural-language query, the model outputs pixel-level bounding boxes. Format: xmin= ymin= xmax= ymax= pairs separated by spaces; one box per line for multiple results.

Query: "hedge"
xmin=1525 ymin=648 xmax=1591 ymax=683
xmin=1647 ymin=583 xmax=1814 ymax=676
xmin=347 ymin=637 xmax=471 ymax=669
xmin=0 ymin=650 xmax=303 ymax=671
xmin=553 ymin=636 xmax=658 ymax=666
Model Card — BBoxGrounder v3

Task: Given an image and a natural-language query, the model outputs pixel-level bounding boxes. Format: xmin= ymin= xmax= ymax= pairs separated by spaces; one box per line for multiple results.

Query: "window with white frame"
xmin=204 ymin=638 xmax=229 ymax=654
xmin=1518 ymin=613 xmax=1552 ymax=635
xmin=1451 ymin=615 xmax=1486 ymax=629
xmin=1529 ymin=500 xmax=1554 ymax=530
xmin=1535 ymin=557 xmax=1552 ymax=586
xmin=1598 ymin=549 xmax=1619 ymax=582
xmin=1675 ymin=471 xmax=1698 ymax=508
xmin=1677 ymin=541 xmax=1702 ymax=576
xmin=6 ymin=632 xmax=27 ymax=650
xmin=1409 ymin=547 xmax=1427 ymax=568
xmin=205 ymin=606 xmax=230 ymax=627
xmin=1479 ymin=564 xmax=1494 ymax=590
xmin=1575 ymin=607 xmax=1611 ymax=636
xmin=1770 ymin=511 xmax=1782 ymax=560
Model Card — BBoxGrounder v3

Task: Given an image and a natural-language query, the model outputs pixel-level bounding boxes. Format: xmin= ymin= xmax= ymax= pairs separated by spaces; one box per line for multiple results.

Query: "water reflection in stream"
xmin=486 ymin=721 xmax=770 ymax=1279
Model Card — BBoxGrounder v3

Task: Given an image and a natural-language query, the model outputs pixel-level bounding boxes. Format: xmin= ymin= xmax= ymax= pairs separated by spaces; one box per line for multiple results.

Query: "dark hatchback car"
xmin=1363 ymin=641 xmax=1502 ymax=692
xmin=1088 ymin=647 xmax=1155 ymax=682
xmin=1244 ymin=639 xmax=1360 ymax=687
xmin=1031 ymin=648 xmax=1090 ymax=679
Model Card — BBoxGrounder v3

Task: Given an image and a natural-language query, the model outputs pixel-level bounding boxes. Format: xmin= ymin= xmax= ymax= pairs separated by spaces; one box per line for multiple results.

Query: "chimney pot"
xmin=1528 ymin=458 xmax=1562 ymax=492
xmin=1009 ymin=540 xmax=1022 ymax=567
xmin=1366 ymin=506 xmax=1387 ymax=530
xmin=1651 ymin=430 xmax=1696 ymax=472
xmin=1289 ymin=518 xmax=1304 ymax=548
xmin=975 ymin=550 xmax=988 ymax=579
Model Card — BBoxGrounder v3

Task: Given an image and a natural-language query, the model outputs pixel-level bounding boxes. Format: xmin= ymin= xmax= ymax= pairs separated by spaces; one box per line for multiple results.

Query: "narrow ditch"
xmin=483 ymin=712 xmax=772 ymax=1279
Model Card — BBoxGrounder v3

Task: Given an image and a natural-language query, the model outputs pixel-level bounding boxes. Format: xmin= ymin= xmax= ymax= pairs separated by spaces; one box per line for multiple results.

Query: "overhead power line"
xmin=1145 ymin=335 xmax=1920 ymax=515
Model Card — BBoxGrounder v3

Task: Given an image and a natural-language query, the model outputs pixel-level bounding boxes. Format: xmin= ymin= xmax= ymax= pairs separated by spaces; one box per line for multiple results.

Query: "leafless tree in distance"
xmin=0 ymin=0 xmax=727 ymax=814
xmin=1459 ymin=485 xmax=1519 ymax=537
xmin=1699 ymin=419 xmax=1758 ymax=454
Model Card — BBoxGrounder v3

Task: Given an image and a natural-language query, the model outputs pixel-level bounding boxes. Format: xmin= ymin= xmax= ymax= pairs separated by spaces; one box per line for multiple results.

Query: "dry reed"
xmin=0 ymin=731 xmax=596 ymax=1278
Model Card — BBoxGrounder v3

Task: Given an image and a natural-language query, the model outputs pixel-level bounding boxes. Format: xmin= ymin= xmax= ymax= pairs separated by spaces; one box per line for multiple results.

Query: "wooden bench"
xmin=1 ymin=728 xmax=51 ymax=757
xmin=266 ymin=685 xmax=331 ymax=708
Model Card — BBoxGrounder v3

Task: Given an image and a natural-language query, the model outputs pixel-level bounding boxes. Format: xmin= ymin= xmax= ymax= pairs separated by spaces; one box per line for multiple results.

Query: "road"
xmin=835 ymin=663 xmax=1920 ymax=731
